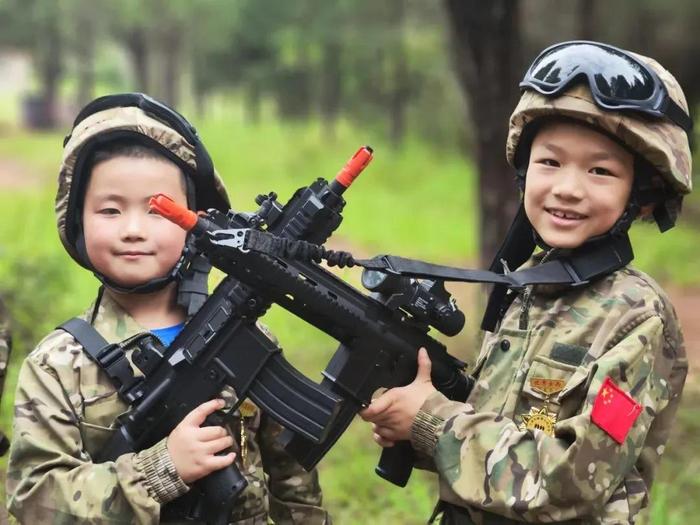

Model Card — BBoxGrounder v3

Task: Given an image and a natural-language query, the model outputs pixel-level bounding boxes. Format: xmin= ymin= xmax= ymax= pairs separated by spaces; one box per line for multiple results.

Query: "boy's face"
xmin=82 ymin=156 xmax=188 ymax=288
xmin=524 ymin=121 xmax=634 ymax=249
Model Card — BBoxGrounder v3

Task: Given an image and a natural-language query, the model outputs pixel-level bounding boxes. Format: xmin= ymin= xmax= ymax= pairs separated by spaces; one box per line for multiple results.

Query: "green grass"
xmin=0 ymin=114 xmax=698 ymax=523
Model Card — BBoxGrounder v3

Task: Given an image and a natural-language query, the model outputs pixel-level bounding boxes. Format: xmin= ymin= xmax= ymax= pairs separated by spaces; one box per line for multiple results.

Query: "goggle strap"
xmin=663 ymin=97 xmax=693 ymax=133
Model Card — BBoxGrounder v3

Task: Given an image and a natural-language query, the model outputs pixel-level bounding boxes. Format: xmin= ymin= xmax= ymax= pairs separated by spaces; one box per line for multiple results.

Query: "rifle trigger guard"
xmin=209 ymin=228 xmax=251 ymax=253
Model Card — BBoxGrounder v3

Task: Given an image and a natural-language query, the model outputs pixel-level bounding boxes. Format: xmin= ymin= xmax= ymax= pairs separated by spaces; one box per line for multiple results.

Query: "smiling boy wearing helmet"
xmin=7 ymin=94 xmax=330 ymax=524
xmin=360 ymin=41 xmax=691 ymax=523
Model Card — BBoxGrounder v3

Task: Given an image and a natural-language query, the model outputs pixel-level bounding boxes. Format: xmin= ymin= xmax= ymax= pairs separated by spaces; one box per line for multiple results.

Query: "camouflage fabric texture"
xmin=411 ymin=254 xmax=686 ymax=524
xmin=7 ymin=292 xmax=330 ymax=524
xmin=0 ymin=296 xmax=11 ymax=449
xmin=507 ymin=52 xmax=692 ymax=196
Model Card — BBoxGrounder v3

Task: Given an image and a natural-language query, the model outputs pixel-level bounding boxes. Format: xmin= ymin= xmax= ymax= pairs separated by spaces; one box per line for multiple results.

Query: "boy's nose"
xmin=120 ymin=212 xmax=147 ymax=240
xmin=551 ymin=168 xmax=585 ymax=201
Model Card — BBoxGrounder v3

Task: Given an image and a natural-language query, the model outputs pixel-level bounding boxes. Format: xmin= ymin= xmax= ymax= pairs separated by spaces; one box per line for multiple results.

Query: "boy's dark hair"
xmin=92 ymin=140 xmax=170 ymax=164
xmin=89 ymin=139 xmax=191 ymax=201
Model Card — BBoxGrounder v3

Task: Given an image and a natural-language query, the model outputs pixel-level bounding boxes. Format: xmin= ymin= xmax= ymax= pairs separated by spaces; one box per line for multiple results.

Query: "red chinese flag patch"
xmin=591 ymin=377 xmax=643 ymax=444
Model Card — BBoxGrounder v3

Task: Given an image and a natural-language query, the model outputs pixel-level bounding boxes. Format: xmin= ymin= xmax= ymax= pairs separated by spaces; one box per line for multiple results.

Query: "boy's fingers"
xmin=204 ymin=435 xmax=235 ymax=455
xmin=205 ymin=452 xmax=236 ymax=471
xmin=198 ymin=425 xmax=229 ymax=442
xmin=184 ymin=399 xmax=226 ymax=426
xmin=373 ymin=433 xmax=395 ymax=448
xmin=359 ymin=392 xmax=394 ymax=420
xmin=374 ymin=425 xmax=397 ymax=441
xmin=415 ymin=348 xmax=433 ymax=383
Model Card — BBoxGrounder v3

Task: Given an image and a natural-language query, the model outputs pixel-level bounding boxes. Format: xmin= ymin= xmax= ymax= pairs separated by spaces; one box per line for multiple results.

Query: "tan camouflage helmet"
xmin=507 ymin=51 xmax=693 ymax=198
xmin=57 ymin=93 xmax=230 ymax=268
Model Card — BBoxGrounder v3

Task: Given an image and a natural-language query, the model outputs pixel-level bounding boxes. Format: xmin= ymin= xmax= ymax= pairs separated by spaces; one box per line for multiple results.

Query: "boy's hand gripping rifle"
xmin=151 ymin=179 xmax=475 ymax=489
xmin=83 ymin=147 xmax=373 ymax=524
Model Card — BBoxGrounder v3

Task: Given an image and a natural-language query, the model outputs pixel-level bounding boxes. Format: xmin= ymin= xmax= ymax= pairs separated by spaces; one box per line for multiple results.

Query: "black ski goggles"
xmin=520 ymin=41 xmax=693 ymax=135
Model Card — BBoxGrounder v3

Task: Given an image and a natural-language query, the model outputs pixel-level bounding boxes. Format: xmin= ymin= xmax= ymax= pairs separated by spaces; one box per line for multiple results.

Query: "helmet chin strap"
xmin=94 ymin=266 xmax=180 ymax=295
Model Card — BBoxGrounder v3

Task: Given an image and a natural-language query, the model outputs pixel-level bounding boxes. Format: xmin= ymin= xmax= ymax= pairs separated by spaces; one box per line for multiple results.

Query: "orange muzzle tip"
xmin=335 ymin=146 xmax=373 ymax=188
xmin=149 ymin=194 xmax=198 ymax=231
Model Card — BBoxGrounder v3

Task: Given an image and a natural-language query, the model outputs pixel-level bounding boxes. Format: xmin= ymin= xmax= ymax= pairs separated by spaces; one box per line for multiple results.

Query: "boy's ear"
xmin=515 ymin=167 xmax=527 ymax=192
xmin=639 ymin=203 xmax=655 ymax=219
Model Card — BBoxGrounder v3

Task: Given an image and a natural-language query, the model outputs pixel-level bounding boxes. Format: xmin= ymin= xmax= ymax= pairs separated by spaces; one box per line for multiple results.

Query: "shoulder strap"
xmin=60 ymin=317 xmax=110 ymax=361
xmin=58 ymin=318 xmax=142 ymax=404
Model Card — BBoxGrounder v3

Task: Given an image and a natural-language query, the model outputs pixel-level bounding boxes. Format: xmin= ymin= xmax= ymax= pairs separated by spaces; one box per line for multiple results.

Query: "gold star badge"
xmin=519 ymin=377 xmax=565 ymax=437
xmin=520 ymin=407 xmax=557 ymax=436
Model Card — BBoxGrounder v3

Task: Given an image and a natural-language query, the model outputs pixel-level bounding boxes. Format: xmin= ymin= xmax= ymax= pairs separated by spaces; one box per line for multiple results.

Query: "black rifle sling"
xmin=241 ymin=228 xmax=634 ymax=331
xmin=356 ymin=234 xmax=632 ymax=289
xmin=357 ymin=233 xmax=633 ymax=331
xmin=58 ymin=318 xmax=143 ymax=403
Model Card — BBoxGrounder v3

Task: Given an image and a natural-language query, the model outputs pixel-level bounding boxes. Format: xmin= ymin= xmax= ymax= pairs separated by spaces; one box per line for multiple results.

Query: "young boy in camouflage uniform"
xmin=361 ymin=42 xmax=692 ymax=524
xmin=7 ymin=93 xmax=330 ymax=524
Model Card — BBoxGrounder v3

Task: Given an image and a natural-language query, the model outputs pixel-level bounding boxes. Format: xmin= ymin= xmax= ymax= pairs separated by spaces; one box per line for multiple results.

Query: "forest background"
xmin=0 ymin=1 xmax=699 ymax=523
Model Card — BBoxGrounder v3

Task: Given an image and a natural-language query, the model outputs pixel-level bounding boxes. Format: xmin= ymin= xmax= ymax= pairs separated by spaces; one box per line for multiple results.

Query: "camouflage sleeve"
xmin=7 ymin=352 xmax=188 ymax=524
xmin=0 ymin=297 xmax=11 ymax=407
xmin=258 ymin=413 xmax=331 ymax=524
xmin=411 ymin=313 xmax=680 ymax=522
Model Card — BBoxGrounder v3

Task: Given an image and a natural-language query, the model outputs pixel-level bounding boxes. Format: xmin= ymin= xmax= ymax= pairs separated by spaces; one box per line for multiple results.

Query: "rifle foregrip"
xmin=375 ymin=441 xmax=415 ymax=487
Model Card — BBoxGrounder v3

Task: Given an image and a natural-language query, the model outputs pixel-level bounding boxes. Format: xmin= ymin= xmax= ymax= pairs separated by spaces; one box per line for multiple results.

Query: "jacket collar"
xmin=83 ymin=289 xmax=148 ymax=344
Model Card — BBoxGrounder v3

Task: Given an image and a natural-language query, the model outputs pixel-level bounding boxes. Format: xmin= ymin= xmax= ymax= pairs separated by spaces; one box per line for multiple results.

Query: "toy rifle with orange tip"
xmin=151 ymin=148 xmax=472 ymax=491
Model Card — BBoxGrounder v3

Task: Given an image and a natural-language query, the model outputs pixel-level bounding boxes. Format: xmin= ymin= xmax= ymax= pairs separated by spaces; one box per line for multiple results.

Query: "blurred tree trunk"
xmin=75 ymin=5 xmax=96 ymax=108
xmin=578 ymin=0 xmax=596 ymax=39
xmin=320 ymin=40 xmax=341 ymax=140
xmin=126 ymin=28 xmax=150 ymax=93
xmin=443 ymin=0 xmax=522 ymax=267
xmin=161 ymin=29 xmax=181 ymax=107
xmin=388 ymin=0 xmax=409 ymax=148
xmin=39 ymin=10 xmax=63 ymax=128
xmin=244 ymin=76 xmax=263 ymax=124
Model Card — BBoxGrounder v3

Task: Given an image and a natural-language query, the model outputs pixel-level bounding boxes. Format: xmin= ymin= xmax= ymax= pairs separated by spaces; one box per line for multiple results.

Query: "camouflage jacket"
xmin=411 ymin=256 xmax=686 ymax=524
xmin=7 ymin=292 xmax=329 ymax=525
xmin=0 ymin=296 xmax=11 ymax=448
xmin=0 ymin=296 xmax=10 ymax=409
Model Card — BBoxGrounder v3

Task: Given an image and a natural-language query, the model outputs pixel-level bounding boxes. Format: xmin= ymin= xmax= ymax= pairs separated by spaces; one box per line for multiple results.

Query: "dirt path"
xmin=666 ymin=287 xmax=700 ymax=383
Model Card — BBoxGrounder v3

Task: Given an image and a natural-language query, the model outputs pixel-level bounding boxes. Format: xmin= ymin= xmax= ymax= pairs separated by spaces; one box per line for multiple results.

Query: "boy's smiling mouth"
xmin=545 ymin=207 xmax=587 ymax=221
xmin=116 ymin=250 xmax=154 ymax=258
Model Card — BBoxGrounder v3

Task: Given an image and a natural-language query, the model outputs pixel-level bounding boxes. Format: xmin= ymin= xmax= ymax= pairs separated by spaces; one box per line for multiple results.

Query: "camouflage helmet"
xmin=57 ymin=93 xmax=230 ymax=269
xmin=507 ymin=49 xmax=692 ymax=204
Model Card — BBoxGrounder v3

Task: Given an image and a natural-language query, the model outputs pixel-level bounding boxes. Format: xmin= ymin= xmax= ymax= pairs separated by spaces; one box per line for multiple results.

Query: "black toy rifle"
xmin=74 ymin=147 xmax=373 ymax=524
xmin=151 ymin=184 xmax=474 ymax=489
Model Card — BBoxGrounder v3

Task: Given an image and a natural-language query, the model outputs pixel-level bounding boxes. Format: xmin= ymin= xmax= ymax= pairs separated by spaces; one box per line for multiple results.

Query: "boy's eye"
xmin=590 ymin=166 xmax=613 ymax=176
xmin=536 ymin=158 xmax=560 ymax=167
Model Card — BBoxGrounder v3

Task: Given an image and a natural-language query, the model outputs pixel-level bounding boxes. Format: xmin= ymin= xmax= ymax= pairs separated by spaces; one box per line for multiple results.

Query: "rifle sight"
xmin=361 ymin=269 xmax=465 ymax=336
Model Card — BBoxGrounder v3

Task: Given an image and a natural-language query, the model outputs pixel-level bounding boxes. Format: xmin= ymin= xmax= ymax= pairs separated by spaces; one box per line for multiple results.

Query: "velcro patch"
xmin=591 ymin=377 xmax=642 ymax=444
